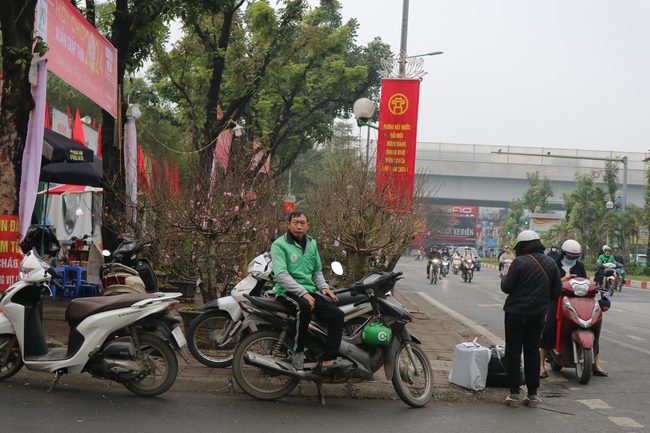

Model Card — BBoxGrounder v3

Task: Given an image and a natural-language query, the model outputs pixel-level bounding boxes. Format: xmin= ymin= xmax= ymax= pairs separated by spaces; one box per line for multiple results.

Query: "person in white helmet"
xmin=501 ymin=230 xmax=562 ymax=408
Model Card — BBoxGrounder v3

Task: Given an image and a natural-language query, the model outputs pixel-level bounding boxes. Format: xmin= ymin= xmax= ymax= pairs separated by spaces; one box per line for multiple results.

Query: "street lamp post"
xmin=353 ymin=98 xmax=378 ymax=164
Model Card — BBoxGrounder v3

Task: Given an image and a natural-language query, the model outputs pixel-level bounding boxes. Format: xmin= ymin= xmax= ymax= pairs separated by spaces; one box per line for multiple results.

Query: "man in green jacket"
xmin=271 ymin=210 xmax=346 ymax=373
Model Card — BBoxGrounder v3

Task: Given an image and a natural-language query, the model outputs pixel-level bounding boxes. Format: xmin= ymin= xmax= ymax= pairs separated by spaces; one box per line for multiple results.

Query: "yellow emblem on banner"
xmin=388 ymin=93 xmax=409 ymax=115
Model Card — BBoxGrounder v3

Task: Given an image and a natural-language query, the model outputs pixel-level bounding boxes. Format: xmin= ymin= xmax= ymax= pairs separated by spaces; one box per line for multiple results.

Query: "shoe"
xmin=540 ymin=371 xmax=548 ymax=379
xmin=314 ymin=358 xmax=353 ymax=375
xmin=593 ymin=370 xmax=608 ymax=377
xmin=505 ymin=394 xmax=520 ymax=407
xmin=291 ymin=352 xmax=304 ymax=370
xmin=524 ymin=395 xmax=538 ymax=408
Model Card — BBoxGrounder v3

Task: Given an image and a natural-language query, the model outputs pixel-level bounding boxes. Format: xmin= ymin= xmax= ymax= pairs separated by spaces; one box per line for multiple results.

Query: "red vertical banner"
xmin=0 ymin=215 xmax=22 ymax=292
xmin=376 ymin=79 xmax=421 ymax=210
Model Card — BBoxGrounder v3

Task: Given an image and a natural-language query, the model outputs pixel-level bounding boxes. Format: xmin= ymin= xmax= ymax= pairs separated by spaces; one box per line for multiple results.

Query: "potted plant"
xmin=177 ymin=305 xmax=202 ymax=331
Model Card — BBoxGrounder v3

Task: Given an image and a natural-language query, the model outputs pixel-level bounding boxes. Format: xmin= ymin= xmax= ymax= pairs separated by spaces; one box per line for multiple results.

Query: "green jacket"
xmin=597 ymin=253 xmax=617 ymax=264
xmin=271 ymin=232 xmax=326 ymax=297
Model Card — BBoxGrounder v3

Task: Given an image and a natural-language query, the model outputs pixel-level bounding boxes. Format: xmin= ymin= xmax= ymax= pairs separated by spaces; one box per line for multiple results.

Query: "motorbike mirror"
xmin=101 ymin=250 xmax=111 ymax=257
xmin=331 ymin=261 xmax=344 ymax=276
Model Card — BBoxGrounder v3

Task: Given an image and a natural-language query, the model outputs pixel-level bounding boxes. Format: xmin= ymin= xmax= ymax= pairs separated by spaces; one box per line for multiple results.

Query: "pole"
xmin=398 ymin=0 xmax=409 ymax=77
xmin=622 ymin=156 xmax=628 ymax=211
xmin=365 ymin=126 xmax=371 ymax=164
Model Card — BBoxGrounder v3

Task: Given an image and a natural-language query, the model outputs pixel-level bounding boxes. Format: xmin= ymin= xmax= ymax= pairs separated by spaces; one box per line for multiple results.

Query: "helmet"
xmin=612 ymin=244 xmax=620 ymax=250
xmin=561 ymin=240 xmax=581 ymax=260
xmin=602 ymin=245 xmax=612 ymax=253
xmin=599 ymin=295 xmax=611 ymax=312
xmin=515 ymin=230 xmax=540 ymax=247
xmin=432 ymin=245 xmax=438 ymax=250
xmin=464 ymin=246 xmax=470 ymax=250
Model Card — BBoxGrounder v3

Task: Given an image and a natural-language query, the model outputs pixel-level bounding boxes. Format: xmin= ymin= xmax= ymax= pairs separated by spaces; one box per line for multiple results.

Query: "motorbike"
xmin=100 ymin=240 xmax=158 ymax=296
xmin=231 ymin=268 xmax=434 ymax=407
xmin=600 ymin=262 xmax=623 ymax=296
xmin=0 ymin=249 xmax=189 ymax=396
xmin=187 ymin=255 xmax=376 ymax=369
xmin=441 ymin=255 xmax=450 ymax=277
xmin=415 ymin=247 xmax=425 ymax=262
xmin=546 ymin=277 xmax=603 ymax=385
xmin=615 ymin=266 xmax=625 ymax=292
xmin=451 ymin=255 xmax=461 ymax=275
xmin=461 ymin=258 xmax=475 ymax=283
xmin=186 ymin=253 xmax=275 ymax=368
xmin=428 ymin=258 xmax=440 ymax=284
xmin=500 ymin=259 xmax=512 ymax=279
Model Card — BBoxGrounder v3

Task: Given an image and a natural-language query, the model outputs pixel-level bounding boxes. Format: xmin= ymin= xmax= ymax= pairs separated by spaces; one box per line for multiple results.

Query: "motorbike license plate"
xmin=172 ymin=326 xmax=187 ymax=348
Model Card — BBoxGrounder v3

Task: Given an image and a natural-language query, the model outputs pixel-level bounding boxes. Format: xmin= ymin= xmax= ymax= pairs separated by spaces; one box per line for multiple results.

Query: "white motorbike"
xmin=187 ymin=255 xmax=376 ymax=369
xmin=500 ymin=259 xmax=512 ymax=279
xmin=451 ymin=256 xmax=461 ymax=275
xmin=0 ymin=249 xmax=189 ymax=396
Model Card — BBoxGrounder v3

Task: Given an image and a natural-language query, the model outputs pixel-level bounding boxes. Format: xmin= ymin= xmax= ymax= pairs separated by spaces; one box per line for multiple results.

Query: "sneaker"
xmin=505 ymin=394 xmax=521 ymax=407
xmin=291 ymin=352 xmax=304 ymax=370
xmin=524 ymin=395 xmax=538 ymax=408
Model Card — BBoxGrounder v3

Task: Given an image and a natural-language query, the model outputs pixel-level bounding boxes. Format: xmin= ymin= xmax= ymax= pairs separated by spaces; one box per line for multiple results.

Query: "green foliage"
xmin=500 ymin=199 xmax=525 ymax=241
xmin=523 ymin=171 xmax=554 ymax=213
xmin=603 ymin=161 xmax=619 ymax=198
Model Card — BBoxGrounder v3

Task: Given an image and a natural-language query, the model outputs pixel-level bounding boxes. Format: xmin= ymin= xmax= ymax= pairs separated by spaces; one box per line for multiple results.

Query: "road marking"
xmin=608 ymin=417 xmax=644 ymax=428
xmin=627 ymin=335 xmax=645 ymax=341
xmin=600 ymin=333 xmax=650 ymax=356
xmin=477 ymin=304 xmax=502 ymax=307
xmin=577 ymin=399 xmax=612 ymax=409
xmin=417 ymin=291 xmax=505 ymax=346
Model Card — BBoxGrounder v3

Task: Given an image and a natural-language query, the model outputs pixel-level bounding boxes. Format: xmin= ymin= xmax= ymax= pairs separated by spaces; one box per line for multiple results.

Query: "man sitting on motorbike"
xmin=612 ymin=245 xmax=626 ymax=285
xmin=426 ymin=245 xmax=442 ymax=278
xmin=499 ymin=246 xmax=515 ymax=276
xmin=595 ymin=245 xmax=617 ymax=288
xmin=459 ymin=246 xmax=475 ymax=271
xmin=271 ymin=210 xmax=346 ymax=373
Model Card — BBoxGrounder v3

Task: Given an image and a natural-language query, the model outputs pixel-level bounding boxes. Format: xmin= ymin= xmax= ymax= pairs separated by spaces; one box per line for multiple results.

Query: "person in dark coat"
xmin=546 ymin=243 xmax=562 ymax=261
xmin=501 ymin=230 xmax=562 ymax=408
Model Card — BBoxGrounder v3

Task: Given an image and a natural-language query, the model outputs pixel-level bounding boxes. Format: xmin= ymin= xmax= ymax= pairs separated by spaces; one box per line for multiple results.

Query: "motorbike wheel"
xmin=0 ymin=334 xmax=24 ymax=381
xmin=187 ymin=310 xmax=237 ymax=368
xmin=549 ymin=356 xmax=563 ymax=372
xmin=232 ymin=330 xmax=300 ymax=400
xmin=392 ymin=342 xmax=434 ymax=408
xmin=125 ymin=333 xmax=178 ymax=397
xmin=433 ymin=269 xmax=438 ymax=285
xmin=344 ymin=318 xmax=383 ymax=373
xmin=607 ymin=280 xmax=614 ymax=297
xmin=467 ymin=271 xmax=473 ymax=283
xmin=575 ymin=346 xmax=593 ymax=385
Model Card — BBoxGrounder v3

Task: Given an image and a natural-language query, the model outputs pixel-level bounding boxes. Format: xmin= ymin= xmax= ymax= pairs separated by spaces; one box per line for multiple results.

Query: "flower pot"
xmin=178 ymin=309 xmax=202 ymax=331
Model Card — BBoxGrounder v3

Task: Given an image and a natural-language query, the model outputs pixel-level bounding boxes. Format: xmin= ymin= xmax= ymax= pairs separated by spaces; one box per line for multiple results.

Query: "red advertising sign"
xmin=0 ymin=215 xmax=22 ymax=291
xmin=36 ymin=0 xmax=118 ymax=117
xmin=376 ymin=79 xmax=421 ymax=209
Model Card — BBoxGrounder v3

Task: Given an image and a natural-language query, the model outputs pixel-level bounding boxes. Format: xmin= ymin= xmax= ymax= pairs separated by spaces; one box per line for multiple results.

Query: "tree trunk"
xmin=345 ymin=250 xmax=372 ymax=282
xmin=0 ymin=0 xmax=38 ymax=216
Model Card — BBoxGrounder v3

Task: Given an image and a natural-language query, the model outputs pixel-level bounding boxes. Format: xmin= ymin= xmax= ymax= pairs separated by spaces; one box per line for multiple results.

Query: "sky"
xmin=321 ymin=0 xmax=650 ymax=153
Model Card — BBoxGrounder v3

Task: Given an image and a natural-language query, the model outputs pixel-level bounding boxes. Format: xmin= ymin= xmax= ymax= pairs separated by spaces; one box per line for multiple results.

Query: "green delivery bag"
xmin=362 ymin=322 xmax=392 ymax=346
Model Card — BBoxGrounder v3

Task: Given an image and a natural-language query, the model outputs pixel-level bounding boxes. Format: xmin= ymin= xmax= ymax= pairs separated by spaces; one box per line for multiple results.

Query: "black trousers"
xmin=278 ymin=292 xmax=344 ymax=362
xmin=504 ymin=312 xmax=545 ymax=396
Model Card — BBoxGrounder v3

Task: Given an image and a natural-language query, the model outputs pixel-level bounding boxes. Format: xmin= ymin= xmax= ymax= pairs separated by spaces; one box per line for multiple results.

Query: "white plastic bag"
xmin=448 ymin=338 xmax=491 ymax=390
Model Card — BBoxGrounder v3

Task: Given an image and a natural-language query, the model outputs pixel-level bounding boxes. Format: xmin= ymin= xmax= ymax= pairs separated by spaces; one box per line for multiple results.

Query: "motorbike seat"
xmin=244 ymin=294 xmax=293 ymax=315
xmin=332 ymin=291 xmax=368 ymax=307
xmin=65 ymin=293 xmax=160 ymax=323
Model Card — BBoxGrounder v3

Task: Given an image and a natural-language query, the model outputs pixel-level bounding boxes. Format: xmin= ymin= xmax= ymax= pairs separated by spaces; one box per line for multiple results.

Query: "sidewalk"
xmin=27 ymin=286 xmax=504 ymax=403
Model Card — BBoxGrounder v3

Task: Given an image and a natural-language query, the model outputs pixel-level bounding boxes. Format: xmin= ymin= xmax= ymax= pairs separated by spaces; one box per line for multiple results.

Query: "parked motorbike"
xmin=187 ymin=255 xmax=376 ymax=369
xmin=186 ymin=253 xmax=275 ymax=368
xmin=546 ymin=277 xmax=603 ymax=385
xmin=428 ymin=258 xmax=440 ymax=285
xmin=231 ymin=268 xmax=434 ymax=407
xmin=441 ymin=255 xmax=450 ymax=277
xmin=451 ymin=255 xmax=461 ymax=275
xmin=100 ymin=240 xmax=158 ymax=296
xmin=461 ymin=259 xmax=475 ymax=283
xmin=500 ymin=259 xmax=512 ymax=279
xmin=600 ymin=262 xmax=623 ymax=296
xmin=0 ymin=249 xmax=189 ymax=396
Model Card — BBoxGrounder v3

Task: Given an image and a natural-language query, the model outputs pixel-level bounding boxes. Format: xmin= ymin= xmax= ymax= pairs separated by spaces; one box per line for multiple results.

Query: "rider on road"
xmin=426 ymin=245 xmax=442 ymax=278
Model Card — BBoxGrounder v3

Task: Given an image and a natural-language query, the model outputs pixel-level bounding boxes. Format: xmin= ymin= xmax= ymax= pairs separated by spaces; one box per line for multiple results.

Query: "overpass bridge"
xmin=407 ymin=142 xmax=649 ymax=210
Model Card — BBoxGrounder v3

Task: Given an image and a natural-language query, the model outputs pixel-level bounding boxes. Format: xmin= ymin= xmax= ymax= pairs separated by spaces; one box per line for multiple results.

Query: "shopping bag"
xmin=448 ymin=339 xmax=490 ymax=390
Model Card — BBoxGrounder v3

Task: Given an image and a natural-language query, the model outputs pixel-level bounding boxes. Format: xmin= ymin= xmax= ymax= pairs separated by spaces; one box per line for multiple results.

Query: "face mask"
xmin=551 ymin=247 xmax=557 ymax=252
xmin=562 ymin=258 xmax=577 ymax=267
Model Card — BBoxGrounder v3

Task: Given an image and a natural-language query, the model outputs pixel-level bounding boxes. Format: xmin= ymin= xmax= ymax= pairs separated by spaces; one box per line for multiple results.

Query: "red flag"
xmin=72 ymin=108 xmax=86 ymax=146
xmin=163 ymin=160 xmax=170 ymax=186
xmin=214 ymin=129 xmax=233 ymax=171
xmin=137 ymin=145 xmax=149 ymax=192
xmin=171 ymin=162 xmax=180 ymax=196
xmin=67 ymin=107 xmax=72 ymax=129
xmin=96 ymin=124 xmax=103 ymax=158
xmin=151 ymin=159 xmax=158 ymax=193
xmin=251 ymin=140 xmax=271 ymax=174
xmin=45 ymin=101 xmax=51 ymax=129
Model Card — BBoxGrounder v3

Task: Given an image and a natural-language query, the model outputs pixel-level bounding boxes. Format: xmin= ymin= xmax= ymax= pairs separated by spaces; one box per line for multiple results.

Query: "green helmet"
xmin=603 ymin=246 xmax=612 ymax=252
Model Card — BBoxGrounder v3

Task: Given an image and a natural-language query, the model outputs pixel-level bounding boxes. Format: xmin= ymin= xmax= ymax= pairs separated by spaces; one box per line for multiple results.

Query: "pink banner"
xmin=19 ymin=60 xmax=47 ymax=241
xmin=36 ymin=0 xmax=118 ymax=117
xmin=0 ymin=215 xmax=21 ymax=291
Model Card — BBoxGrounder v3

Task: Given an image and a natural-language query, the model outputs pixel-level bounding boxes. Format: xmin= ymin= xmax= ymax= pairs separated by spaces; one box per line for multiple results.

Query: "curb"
xmin=482 ymin=263 xmax=649 ymax=289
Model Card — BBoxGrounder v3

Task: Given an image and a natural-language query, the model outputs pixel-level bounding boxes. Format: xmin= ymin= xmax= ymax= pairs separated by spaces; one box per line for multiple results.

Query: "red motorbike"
xmin=547 ymin=277 xmax=603 ymax=384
